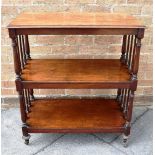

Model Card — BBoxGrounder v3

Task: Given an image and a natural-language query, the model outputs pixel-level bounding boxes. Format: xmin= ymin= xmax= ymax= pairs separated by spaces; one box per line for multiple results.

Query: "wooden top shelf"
xmin=8 ymin=12 xmax=145 ymax=29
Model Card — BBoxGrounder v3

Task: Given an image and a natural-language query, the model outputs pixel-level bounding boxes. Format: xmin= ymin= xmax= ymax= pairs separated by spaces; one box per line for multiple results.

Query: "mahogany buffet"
xmin=8 ymin=12 xmax=145 ymax=147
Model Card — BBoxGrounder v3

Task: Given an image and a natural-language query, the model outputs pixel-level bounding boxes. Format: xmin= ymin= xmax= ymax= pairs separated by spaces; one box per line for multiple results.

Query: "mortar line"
xmin=111 ymin=107 xmax=150 ymax=142
xmin=91 ymin=133 xmax=127 ymax=155
xmin=91 ymin=108 xmax=150 ymax=154
xmin=131 ymin=107 xmax=149 ymax=125
xmin=32 ymin=134 xmax=65 ymax=155
xmin=110 ymin=108 xmax=150 ymax=143
xmin=109 ymin=108 xmax=151 ymax=154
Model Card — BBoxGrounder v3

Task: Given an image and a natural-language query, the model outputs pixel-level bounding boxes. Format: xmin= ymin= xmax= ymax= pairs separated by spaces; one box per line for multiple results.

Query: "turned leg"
xmin=22 ymin=124 xmax=31 ymax=145
xmin=122 ymin=133 xmax=129 ymax=147
xmin=17 ymin=83 xmax=31 ymax=145
xmin=122 ymin=90 xmax=134 ymax=147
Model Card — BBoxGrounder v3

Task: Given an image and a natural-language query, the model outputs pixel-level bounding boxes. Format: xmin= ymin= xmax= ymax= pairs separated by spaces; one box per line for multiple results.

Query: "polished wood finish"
xmin=27 ymin=99 xmax=125 ymax=130
xmin=8 ymin=12 xmax=145 ymax=29
xmin=8 ymin=12 xmax=145 ymax=146
xmin=21 ymin=59 xmax=130 ymax=82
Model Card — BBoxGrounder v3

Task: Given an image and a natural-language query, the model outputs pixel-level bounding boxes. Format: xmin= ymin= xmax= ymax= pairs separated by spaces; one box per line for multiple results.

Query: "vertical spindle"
xmin=120 ymin=35 xmax=127 ymax=63
xmin=125 ymin=35 xmax=131 ymax=66
xmin=25 ymin=35 xmax=31 ymax=59
xmin=128 ymin=35 xmax=134 ymax=69
xmin=21 ymin=35 xmax=27 ymax=65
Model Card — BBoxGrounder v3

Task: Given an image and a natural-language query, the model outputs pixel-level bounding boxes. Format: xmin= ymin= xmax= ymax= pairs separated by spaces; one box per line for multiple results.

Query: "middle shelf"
xmin=21 ymin=59 xmax=132 ymax=89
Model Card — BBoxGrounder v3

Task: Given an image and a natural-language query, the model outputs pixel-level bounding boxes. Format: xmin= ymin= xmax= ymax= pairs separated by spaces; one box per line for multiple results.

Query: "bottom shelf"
xmin=27 ymin=99 xmax=126 ymax=132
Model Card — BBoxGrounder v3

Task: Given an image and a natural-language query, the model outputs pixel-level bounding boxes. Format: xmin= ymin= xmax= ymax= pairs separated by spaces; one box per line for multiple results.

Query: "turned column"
xmin=131 ymin=28 xmax=145 ymax=81
xmin=9 ymin=29 xmax=30 ymax=144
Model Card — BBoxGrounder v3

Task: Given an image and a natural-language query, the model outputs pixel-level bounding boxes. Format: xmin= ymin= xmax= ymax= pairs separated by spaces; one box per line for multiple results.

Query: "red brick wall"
xmin=1 ymin=0 xmax=153 ymax=106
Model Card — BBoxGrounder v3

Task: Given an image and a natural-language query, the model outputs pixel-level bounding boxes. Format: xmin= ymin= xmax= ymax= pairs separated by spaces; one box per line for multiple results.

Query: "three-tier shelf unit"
xmin=8 ymin=12 xmax=145 ymax=147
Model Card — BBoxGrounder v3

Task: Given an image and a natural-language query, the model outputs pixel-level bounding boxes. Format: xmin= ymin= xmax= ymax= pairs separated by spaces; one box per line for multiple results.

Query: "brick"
xmin=93 ymin=54 xmax=120 ymax=59
xmin=2 ymin=0 xmax=31 ymax=6
xmin=64 ymin=4 xmax=82 ymax=12
xmin=1 ymin=46 xmax=12 ymax=56
xmin=1 ymin=38 xmax=11 ymax=46
xmin=1 ymin=73 xmax=15 ymax=81
xmin=35 ymin=36 xmax=64 ymax=45
xmin=97 ymin=0 xmax=126 ymax=5
xmin=140 ymin=54 xmax=153 ymax=63
xmin=79 ymin=45 xmax=108 ymax=55
xmin=145 ymin=71 xmax=153 ymax=80
xmin=1 ymin=28 xmax=9 ymax=38
xmin=143 ymin=36 xmax=153 ymax=46
xmin=94 ymin=36 xmax=122 ymax=45
xmin=65 ymin=36 xmax=93 ymax=45
xmin=135 ymin=86 xmax=144 ymax=95
xmin=39 ymin=89 xmax=65 ymax=95
xmin=113 ymin=5 xmax=142 ymax=15
xmin=28 ymin=36 xmax=37 ymax=44
xmin=138 ymin=80 xmax=152 ymax=87
xmin=143 ymin=87 xmax=153 ymax=95
xmin=109 ymin=45 xmax=122 ymax=54
xmin=139 ymin=62 xmax=152 ymax=72
xmin=18 ymin=5 xmax=68 ymax=13
xmin=30 ymin=46 xmax=52 ymax=54
xmin=65 ymin=0 xmax=94 ymax=4
xmin=65 ymin=89 xmax=91 ymax=95
xmin=141 ymin=45 xmax=152 ymax=54
xmin=1 ymin=28 xmax=11 ymax=46
xmin=137 ymin=16 xmax=152 ymax=26
xmin=141 ymin=5 xmax=152 ymax=16
xmin=1 ymin=88 xmax=16 ymax=96
xmin=91 ymin=89 xmax=117 ymax=95
xmin=32 ymin=0 xmax=63 ymax=5
xmin=1 ymin=6 xmax=18 ymax=16
xmin=137 ymin=71 xmax=145 ymax=80
xmin=1 ymin=55 xmax=12 ymax=64
xmin=134 ymin=95 xmax=152 ymax=105
xmin=52 ymin=45 xmax=78 ymax=55
xmin=1 ymin=81 xmax=15 ymax=88
xmin=31 ymin=54 xmax=65 ymax=59
xmin=82 ymin=4 xmax=111 ymax=12
xmin=65 ymin=54 xmax=93 ymax=59
xmin=127 ymin=0 xmax=152 ymax=5
xmin=1 ymin=64 xmax=14 ymax=73
xmin=34 ymin=89 xmax=40 ymax=95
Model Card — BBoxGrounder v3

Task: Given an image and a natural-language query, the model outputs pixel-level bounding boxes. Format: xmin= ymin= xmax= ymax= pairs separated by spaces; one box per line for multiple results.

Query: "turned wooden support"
xmin=124 ymin=90 xmax=134 ymax=136
xmin=18 ymin=90 xmax=27 ymax=123
xmin=131 ymin=28 xmax=145 ymax=80
xmin=9 ymin=29 xmax=21 ymax=78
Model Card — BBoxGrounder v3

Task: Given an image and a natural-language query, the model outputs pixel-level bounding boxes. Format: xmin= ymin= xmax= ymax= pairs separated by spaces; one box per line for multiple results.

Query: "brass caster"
xmin=25 ymin=139 xmax=29 ymax=145
xmin=22 ymin=134 xmax=30 ymax=145
xmin=122 ymin=134 xmax=129 ymax=147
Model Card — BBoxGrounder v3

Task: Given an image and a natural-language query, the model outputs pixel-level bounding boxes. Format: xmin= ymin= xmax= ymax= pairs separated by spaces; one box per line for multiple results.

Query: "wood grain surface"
xmin=8 ymin=12 xmax=145 ymax=28
xmin=21 ymin=59 xmax=130 ymax=83
xmin=27 ymin=99 xmax=125 ymax=129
